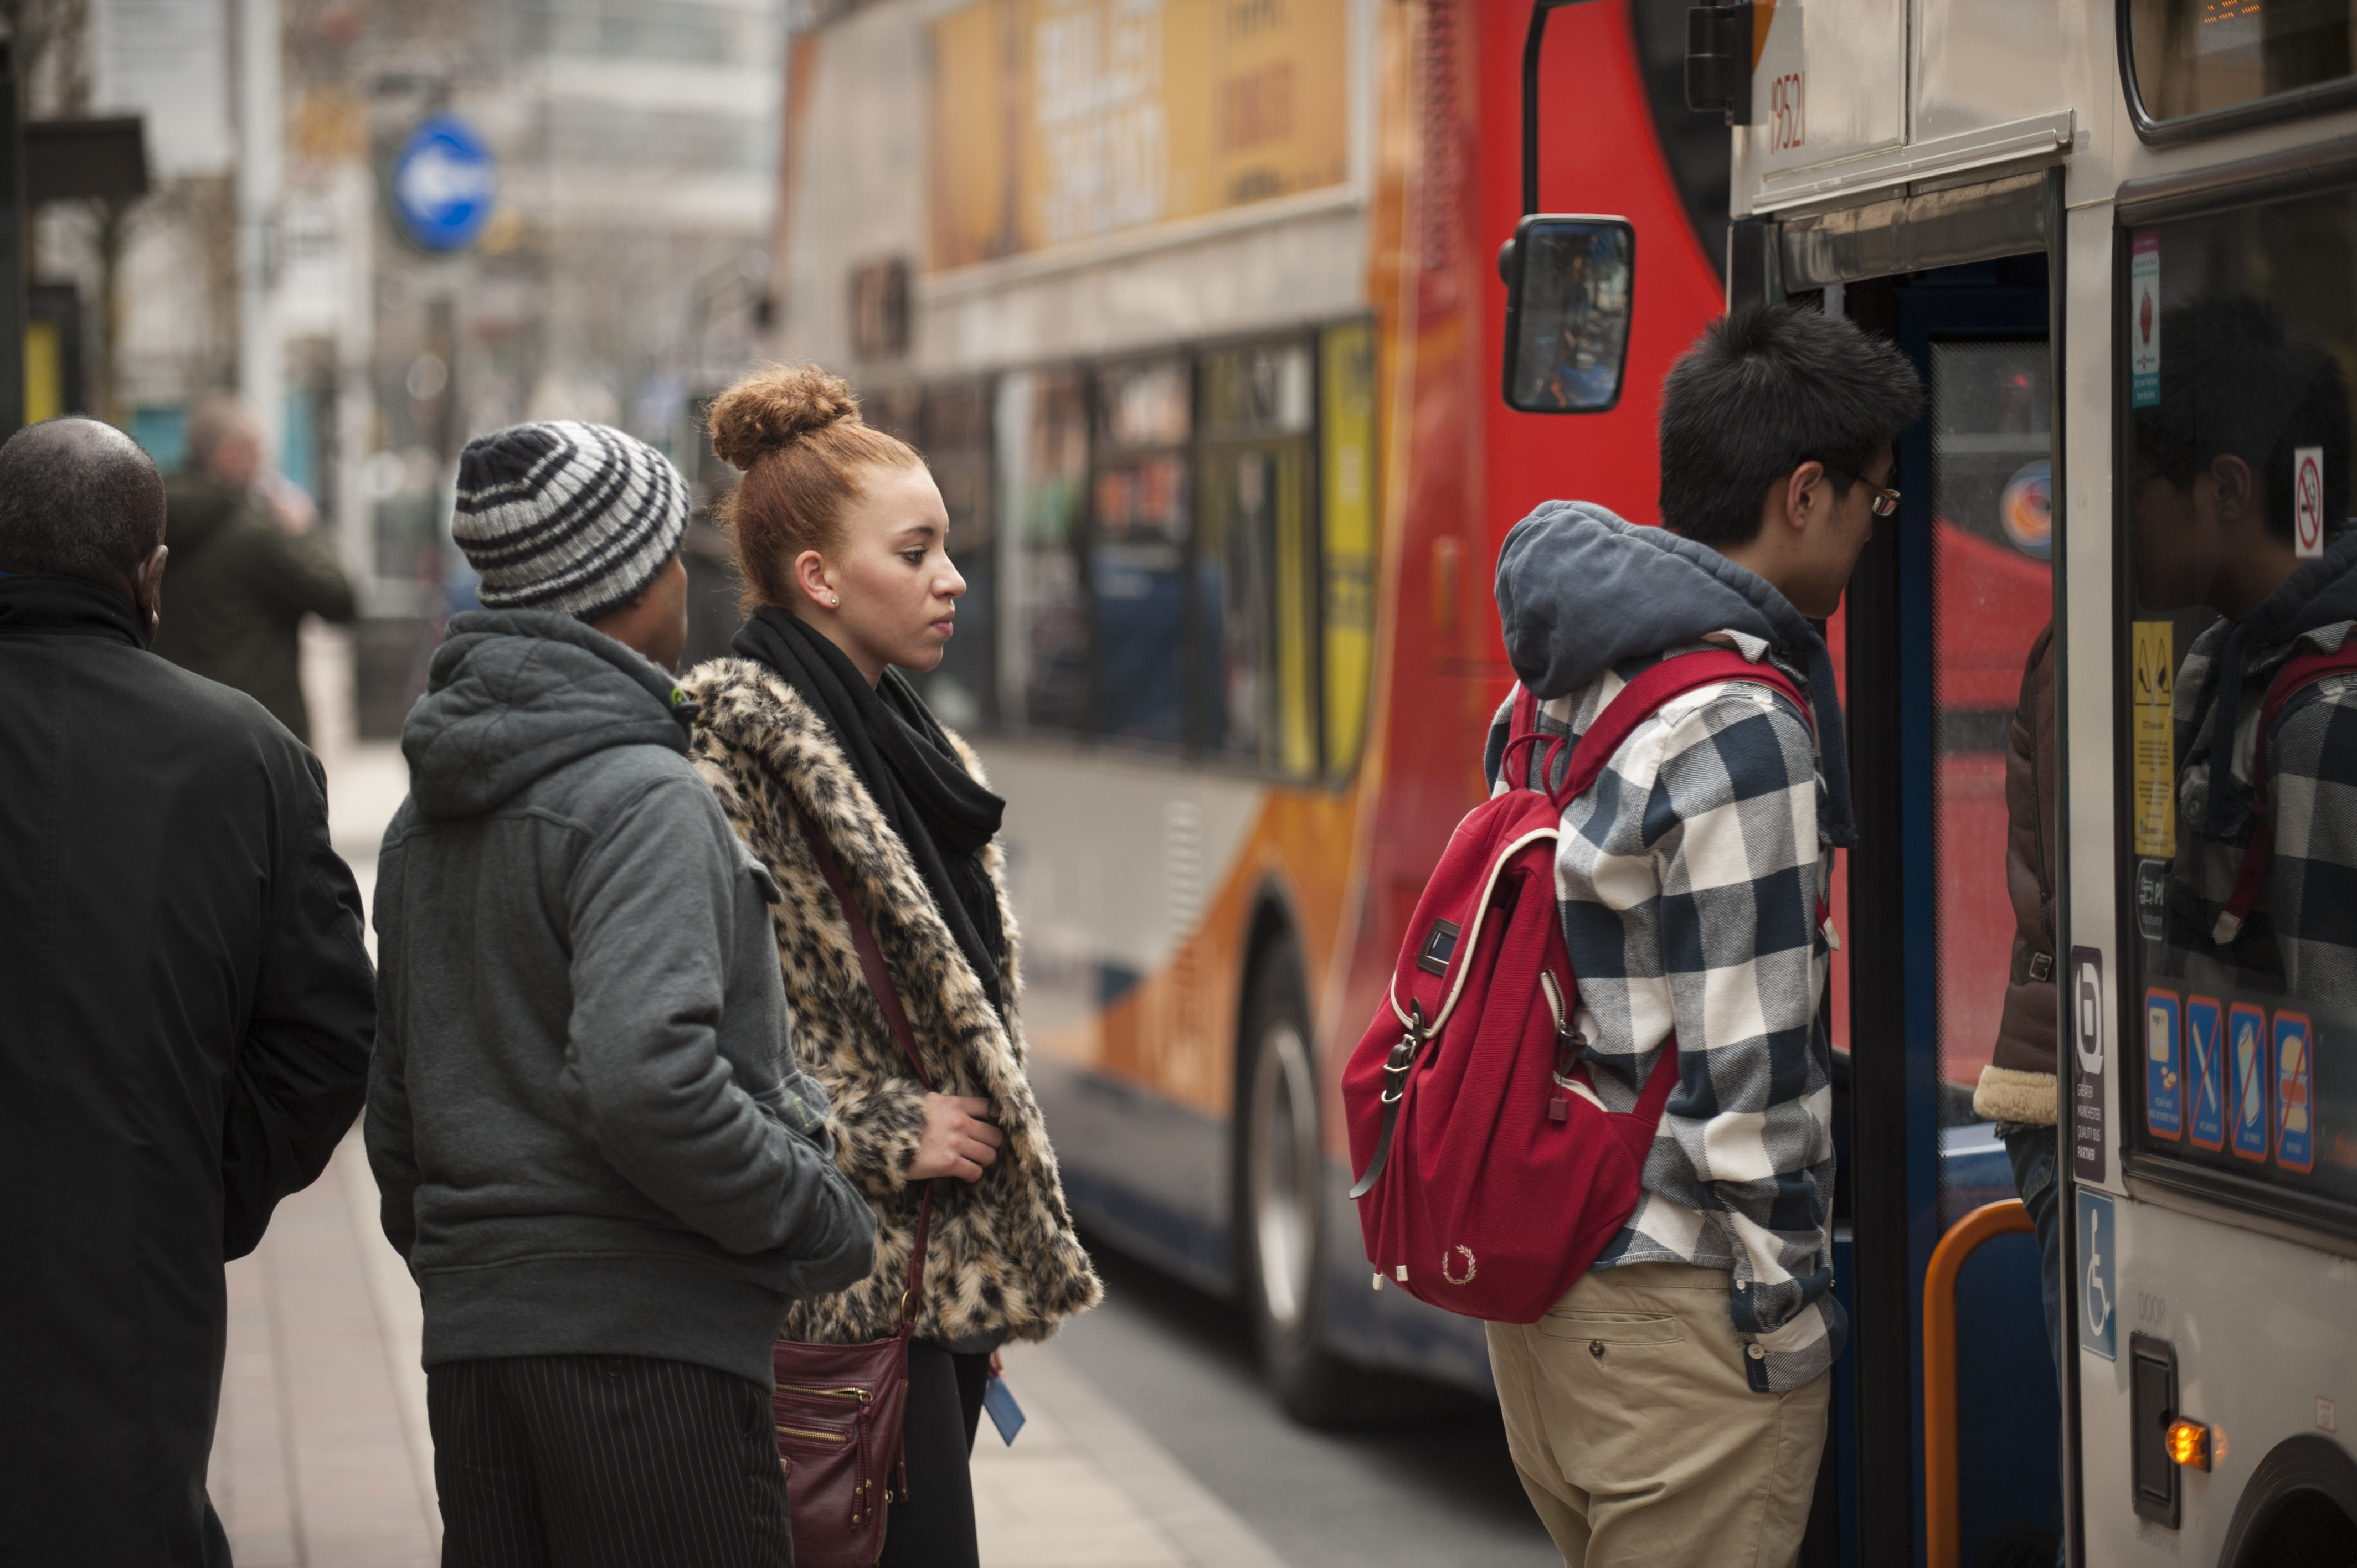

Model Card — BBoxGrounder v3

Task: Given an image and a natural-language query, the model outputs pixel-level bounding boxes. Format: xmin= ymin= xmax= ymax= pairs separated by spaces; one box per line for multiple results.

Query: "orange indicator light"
xmin=2166 ymin=1419 xmax=2211 ymax=1470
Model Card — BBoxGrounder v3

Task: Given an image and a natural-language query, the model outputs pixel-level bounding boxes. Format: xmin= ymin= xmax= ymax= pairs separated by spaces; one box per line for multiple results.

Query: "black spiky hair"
xmin=1658 ymin=303 xmax=1923 ymax=549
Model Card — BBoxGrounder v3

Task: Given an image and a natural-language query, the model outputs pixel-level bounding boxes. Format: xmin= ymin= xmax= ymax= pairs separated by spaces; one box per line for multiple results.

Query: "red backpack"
xmin=1342 ymin=649 xmax=1808 ymax=1324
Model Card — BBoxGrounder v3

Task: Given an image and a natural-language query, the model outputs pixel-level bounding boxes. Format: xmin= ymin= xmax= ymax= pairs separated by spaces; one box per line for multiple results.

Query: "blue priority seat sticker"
xmin=2186 ymin=996 xmax=2225 ymax=1151
xmin=2078 ymin=1189 xmax=2117 ymax=1364
xmin=2144 ymin=989 xmax=2182 ymax=1139
xmin=2230 ymin=1003 xmax=2272 ymax=1163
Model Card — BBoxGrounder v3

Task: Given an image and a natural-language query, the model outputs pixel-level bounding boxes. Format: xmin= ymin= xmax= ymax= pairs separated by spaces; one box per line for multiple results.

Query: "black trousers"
xmin=428 ymin=1353 xmax=792 ymax=1568
xmin=876 ymin=1343 xmax=991 ymax=1568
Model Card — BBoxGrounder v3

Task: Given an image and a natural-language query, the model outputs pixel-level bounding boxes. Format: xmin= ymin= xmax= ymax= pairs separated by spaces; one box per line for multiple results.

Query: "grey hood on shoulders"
xmin=1495 ymin=500 xmax=1857 ymax=847
xmin=404 ymin=609 xmax=696 ymax=821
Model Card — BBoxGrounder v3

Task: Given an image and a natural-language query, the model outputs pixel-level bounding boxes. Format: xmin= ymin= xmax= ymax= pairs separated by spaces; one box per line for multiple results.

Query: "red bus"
xmin=763 ymin=0 xmax=2056 ymax=1556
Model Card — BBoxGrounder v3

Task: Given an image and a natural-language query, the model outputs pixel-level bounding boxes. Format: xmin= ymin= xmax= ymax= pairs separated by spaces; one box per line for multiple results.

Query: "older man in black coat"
xmin=0 ymin=417 xmax=377 ymax=1565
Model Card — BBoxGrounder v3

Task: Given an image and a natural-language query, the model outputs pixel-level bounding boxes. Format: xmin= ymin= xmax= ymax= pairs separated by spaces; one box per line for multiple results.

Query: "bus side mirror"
xmin=1499 ymin=215 xmax=1636 ymax=414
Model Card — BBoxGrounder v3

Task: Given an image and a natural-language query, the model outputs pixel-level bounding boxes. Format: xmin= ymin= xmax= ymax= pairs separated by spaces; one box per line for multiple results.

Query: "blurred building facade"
xmin=14 ymin=0 xmax=780 ymax=727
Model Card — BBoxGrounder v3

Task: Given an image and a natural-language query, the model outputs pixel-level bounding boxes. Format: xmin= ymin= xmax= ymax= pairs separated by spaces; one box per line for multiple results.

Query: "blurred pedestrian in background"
xmin=149 ymin=394 xmax=357 ymax=744
xmin=685 ymin=365 xmax=1100 ymax=1568
xmin=0 ymin=417 xmax=378 ymax=1565
xmin=365 ymin=420 xmax=873 ymax=1568
xmin=1482 ymin=307 xmax=1919 ymax=1566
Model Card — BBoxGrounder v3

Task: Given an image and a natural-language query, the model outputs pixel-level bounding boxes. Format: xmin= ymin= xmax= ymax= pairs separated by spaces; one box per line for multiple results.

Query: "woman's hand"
xmin=907 ymin=1094 xmax=1004 ymax=1183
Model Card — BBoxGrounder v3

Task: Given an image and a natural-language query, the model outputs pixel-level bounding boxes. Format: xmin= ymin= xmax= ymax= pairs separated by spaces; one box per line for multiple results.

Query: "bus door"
xmin=1830 ymin=256 xmax=2066 ymax=1566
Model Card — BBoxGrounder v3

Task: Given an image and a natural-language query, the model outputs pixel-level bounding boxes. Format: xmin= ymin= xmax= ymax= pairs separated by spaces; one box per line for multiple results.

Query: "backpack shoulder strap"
xmin=1552 ymin=648 xmax=1809 ymax=808
xmin=2210 ymin=639 xmax=2357 ymax=943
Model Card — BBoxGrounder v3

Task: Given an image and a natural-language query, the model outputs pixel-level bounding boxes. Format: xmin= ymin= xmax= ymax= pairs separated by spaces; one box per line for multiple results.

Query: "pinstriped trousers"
xmin=428 ymin=1354 xmax=792 ymax=1568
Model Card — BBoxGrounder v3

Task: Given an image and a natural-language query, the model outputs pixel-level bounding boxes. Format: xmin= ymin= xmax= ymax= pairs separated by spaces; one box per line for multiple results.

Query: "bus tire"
xmin=1238 ymin=936 xmax=1357 ymax=1426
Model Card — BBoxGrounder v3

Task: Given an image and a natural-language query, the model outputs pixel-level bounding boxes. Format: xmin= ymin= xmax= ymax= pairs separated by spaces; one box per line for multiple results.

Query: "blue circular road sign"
xmin=392 ymin=115 xmax=497 ymax=252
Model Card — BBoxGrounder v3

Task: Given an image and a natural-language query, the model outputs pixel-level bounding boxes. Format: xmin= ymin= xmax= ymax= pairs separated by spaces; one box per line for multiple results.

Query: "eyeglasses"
xmin=1819 ymin=461 xmax=1901 ymax=518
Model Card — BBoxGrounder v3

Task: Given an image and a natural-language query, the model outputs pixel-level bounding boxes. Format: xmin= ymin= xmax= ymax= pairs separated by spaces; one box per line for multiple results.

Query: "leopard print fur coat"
xmin=682 ymin=657 xmax=1101 ymax=1347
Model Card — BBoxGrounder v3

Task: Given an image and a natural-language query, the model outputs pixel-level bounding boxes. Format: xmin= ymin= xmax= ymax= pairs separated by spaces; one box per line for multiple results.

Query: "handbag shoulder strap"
xmin=796 ymin=814 xmax=934 ymax=1332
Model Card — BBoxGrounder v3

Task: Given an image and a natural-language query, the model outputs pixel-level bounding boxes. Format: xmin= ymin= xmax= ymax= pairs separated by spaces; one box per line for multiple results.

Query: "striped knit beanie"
xmin=451 ymin=421 xmax=689 ymax=622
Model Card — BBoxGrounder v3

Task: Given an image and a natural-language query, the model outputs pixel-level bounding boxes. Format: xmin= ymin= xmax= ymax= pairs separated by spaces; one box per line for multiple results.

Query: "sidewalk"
xmin=205 ymin=737 xmax=1287 ymax=1568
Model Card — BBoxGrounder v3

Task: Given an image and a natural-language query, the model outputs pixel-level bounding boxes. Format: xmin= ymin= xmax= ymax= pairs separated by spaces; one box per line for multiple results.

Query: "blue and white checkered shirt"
xmin=1484 ymin=630 xmax=1844 ymax=1393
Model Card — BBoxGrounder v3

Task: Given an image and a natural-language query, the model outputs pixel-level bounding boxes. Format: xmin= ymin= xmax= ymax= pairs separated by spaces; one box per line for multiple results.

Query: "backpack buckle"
xmin=1381 ymin=1003 xmax=1428 ymax=1104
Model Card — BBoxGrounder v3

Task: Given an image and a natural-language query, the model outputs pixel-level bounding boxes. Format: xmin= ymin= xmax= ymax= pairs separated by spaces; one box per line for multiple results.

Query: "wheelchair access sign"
xmin=2079 ymin=1189 xmax=2117 ymax=1363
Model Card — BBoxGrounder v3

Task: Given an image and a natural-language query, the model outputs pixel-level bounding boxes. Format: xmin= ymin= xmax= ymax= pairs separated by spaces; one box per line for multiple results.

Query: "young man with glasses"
xmin=1482 ymin=303 xmax=1917 ymax=1567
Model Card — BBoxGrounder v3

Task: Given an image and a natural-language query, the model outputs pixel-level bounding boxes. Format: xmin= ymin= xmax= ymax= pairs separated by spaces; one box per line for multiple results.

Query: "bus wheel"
xmin=1240 ymin=940 xmax=1355 ymax=1426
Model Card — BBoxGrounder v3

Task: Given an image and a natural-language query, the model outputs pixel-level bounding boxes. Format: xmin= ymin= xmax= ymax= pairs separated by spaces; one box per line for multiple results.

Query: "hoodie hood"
xmin=1496 ymin=500 xmax=1856 ymax=847
xmin=403 ymin=608 xmax=694 ymax=821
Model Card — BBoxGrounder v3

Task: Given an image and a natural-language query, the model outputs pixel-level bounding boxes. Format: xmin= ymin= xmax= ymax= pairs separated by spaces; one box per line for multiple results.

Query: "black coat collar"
xmin=0 ymin=571 xmax=145 ymax=647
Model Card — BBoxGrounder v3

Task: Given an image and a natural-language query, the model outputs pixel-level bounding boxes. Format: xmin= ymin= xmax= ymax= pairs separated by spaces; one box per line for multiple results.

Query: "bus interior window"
xmin=919 ymin=381 xmax=997 ymax=732
xmin=1092 ymin=359 xmax=1193 ymax=749
xmin=1929 ymin=336 xmax=2053 ymax=1165
xmin=2121 ymin=189 xmax=2357 ymax=1212
xmin=998 ymin=368 xmax=1093 ymax=735
xmin=2128 ymin=0 xmax=2357 ymax=120
xmin=1196 ymin=342 xmax=1318 ymax=777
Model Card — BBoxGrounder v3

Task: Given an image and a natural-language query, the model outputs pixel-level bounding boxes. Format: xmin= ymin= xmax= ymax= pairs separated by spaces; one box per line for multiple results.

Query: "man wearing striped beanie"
xmin=366 ymin=422 xmax=874 ymax=1566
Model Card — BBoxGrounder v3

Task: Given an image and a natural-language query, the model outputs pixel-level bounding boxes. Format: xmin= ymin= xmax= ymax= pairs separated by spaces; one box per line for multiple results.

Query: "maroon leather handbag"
xmin=771 ymin=821 xmax=935 ymax=1568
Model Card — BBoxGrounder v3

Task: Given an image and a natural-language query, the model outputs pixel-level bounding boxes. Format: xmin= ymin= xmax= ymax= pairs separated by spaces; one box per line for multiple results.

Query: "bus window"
xmin=2127 ymin=0 xmax=2357 ymax=125
xmin=1198 ymin=341 xmax=1317 ymax=776
xmin=1320 ymin=322 xmax=1377 ymax=780
xmin=1093 ymin=359 xmax=1192 ymax=749
xmin=918 ymin=381 xmax=997 ymax=732
xmin=1931 ymin=339 xmax=2053 ymax=1121
xmin=997 ymin=368 xmax=1092 ymax=734
xmin=2118 ymin=188 xmax=2357 ymax=1218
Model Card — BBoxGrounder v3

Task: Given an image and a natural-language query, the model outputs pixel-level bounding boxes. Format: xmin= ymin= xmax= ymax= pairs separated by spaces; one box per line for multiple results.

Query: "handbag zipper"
xmin=773 ymin=1424 xmax=849 ymax=1444
xmin=778 ymin=1385 xmax=871 ymax=1402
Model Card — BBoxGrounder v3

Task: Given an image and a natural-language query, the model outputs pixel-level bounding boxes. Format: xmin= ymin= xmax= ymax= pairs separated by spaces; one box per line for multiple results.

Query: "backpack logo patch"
xmin=1416 ymin=919 xmax=1461 ymax=977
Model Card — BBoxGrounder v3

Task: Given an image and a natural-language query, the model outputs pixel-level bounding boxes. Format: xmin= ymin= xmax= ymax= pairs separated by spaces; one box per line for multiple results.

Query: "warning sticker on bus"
xmin=2073 ymin=947 xmax=2107 ymax=1183
xmin=2230 ymin=1003 xmax=2271 ymax=1163
xmin=2276 ymin=1012 xmax=2315 ymax=1173
xmin=2187 ymin=995 xmax=2225 ymax=1151
xmin=2133 ymin=622 xmax=2175 ymax=858
xmin=2294 ymin=446 xmax=2326 ymax=559
xmin=2131 ymin=232 xmax=2162 ymax=408
xmin=2145 ymin=989 xmax=2182 ymax=1139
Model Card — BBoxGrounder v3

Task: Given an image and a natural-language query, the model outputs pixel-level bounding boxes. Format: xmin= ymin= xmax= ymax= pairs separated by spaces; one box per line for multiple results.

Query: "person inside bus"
xmin=682 ymin=364 xmax=1102 ymax=1568
xmin=1484 ymin=304 xmax=1920 ymax=1567
xmin=2130 ymin=297 xmax=2357 ymax=1002
xmin=1970 ymin=622 xmax=2065 ymax=1369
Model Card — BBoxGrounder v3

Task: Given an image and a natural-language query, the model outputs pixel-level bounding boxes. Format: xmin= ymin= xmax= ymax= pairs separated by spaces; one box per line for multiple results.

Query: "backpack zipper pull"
xmin=1540 ymin=971 xmax=1574 ymax=1036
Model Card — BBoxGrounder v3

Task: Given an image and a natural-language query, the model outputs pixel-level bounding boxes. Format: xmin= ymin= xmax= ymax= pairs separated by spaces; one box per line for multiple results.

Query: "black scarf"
xmin=733 ymin=608 xmax=1009 ymax=1016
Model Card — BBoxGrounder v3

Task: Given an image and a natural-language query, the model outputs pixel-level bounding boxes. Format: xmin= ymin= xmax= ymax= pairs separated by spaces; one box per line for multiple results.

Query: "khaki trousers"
xmin=1485 ymin=1262 xmax=1831 ymax=1568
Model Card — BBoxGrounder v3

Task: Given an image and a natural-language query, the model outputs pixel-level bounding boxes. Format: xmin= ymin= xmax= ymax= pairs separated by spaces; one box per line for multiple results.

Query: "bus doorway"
xmin=1834 ymin=259 xmax=2066 ymax=1568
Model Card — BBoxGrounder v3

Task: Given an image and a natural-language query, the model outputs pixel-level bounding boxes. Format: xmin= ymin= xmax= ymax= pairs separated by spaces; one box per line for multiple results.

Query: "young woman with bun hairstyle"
xmin=680 ymin=364 xmax=1099 ymax=1566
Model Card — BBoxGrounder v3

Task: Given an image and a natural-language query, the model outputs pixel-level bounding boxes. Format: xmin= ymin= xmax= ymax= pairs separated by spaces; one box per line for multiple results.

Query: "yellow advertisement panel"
xmin=2133 ymin=620 xmax=2176 ymax=858
xmin=1320 ymin=321 xmax=1376 ymax=776
xmin=929 ymin=0 xmax=1350 ymax=270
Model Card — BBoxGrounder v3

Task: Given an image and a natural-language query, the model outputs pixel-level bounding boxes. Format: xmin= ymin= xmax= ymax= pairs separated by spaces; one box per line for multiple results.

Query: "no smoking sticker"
xmin=2295 ymin=446 xmax=2326 ymax=559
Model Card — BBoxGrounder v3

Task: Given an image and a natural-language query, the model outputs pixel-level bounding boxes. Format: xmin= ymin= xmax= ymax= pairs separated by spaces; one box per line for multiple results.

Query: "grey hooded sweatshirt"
xmin=366 ymin=610 xmax=874 ymax=1388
